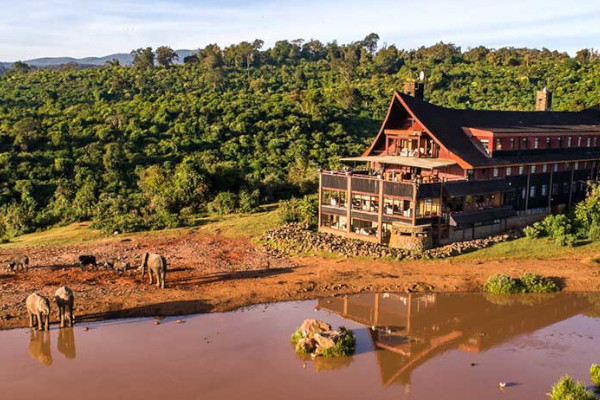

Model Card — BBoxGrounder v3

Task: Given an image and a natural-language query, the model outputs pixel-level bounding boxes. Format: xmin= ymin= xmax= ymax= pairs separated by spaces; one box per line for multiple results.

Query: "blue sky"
xmin=1 ymin=0 xmax=599 ymax=61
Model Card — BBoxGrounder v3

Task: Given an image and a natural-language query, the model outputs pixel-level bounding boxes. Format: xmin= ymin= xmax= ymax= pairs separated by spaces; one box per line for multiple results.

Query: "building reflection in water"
xmin=58 ymin=327 xmax=76 ymax=359
xmin=28 ymin=329 xmax=53 ymax=366
xmin=316 ymin=292 xmax=592 ymax=387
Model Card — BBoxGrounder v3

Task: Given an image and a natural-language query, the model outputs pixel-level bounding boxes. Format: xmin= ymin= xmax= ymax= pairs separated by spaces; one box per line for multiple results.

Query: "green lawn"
xmin=0 ymin=206 xmax=281 ymax=250
xmin=454 ymin=236 xmax=600 ymax=262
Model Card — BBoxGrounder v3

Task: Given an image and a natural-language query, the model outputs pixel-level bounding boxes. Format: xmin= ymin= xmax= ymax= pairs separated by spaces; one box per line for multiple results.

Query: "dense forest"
xmin=0 ymin=35 xmax=599 ymax=237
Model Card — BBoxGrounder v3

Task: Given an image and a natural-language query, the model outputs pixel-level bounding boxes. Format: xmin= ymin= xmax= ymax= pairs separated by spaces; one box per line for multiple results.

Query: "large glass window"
xmin=321 ymin=214 xmax=347 ymax=231
xmin=416 ymin=198 xmax=441 ymax=217
xmin=383 ymin=197 xmax=412 ymax=217
xmin=351 ymin=218 xmax=378 ymax=236
xmin=322 ymin=189 xmax=347 ymax=208
xmin=351 ymin=194 xmax=379 ymax=213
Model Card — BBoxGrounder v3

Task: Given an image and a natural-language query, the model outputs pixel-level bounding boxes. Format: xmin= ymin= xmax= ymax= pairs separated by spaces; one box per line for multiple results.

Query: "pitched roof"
xmin=394 ymin=93 xmax=600 ymax=168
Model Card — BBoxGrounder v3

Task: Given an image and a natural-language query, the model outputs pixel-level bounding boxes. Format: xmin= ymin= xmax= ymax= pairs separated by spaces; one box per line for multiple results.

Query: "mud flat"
xmin=1 ymin=293 xmax=599 ymax=400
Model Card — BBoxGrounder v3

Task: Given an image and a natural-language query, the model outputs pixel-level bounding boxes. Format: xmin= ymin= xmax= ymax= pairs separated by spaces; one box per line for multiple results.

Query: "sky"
xmin=1 ymin=0 xmax=599 ymax=61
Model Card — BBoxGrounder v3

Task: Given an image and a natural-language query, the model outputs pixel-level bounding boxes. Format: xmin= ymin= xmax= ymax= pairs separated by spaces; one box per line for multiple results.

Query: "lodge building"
xmin=318 ymin=85 xmax=600 ymax=250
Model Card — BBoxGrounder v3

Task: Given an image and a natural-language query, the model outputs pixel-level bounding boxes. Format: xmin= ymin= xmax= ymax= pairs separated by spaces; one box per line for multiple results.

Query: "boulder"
xmin=300 ymin=319 xmax=332 ymax=336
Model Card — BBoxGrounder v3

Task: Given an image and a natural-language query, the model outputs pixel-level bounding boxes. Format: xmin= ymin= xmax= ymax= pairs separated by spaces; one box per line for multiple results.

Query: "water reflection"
xmin=57 ymin=328 xmax=76 ymax=359
xmin=317 ymin=292 xmax=594 ymax=387
xmin=28 ymin=330 xmax=52 ymax=366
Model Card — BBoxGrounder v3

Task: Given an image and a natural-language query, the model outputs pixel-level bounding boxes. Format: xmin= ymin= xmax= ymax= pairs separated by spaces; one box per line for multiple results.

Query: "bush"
xmin=319 ymin=327 xmax=356 ymax=357
xmin=591 ymin=364 xmax=600 ymax=388
xmin=208 ymin=191 xmax=238 ymax=215
xmin=238 ymin=189 xmax=260 ymax=213
xmin=549 ymin=376 xmax=595 ymax=400
xmin=279 ymin=195 xmax=318 ymax=227
xmin=520 ymin=273 xmax=559 ymax=293
xmin=523 ymin=214 xmax=576 ymax=247
xmin=524 ymin=222 xmax=544 ymax=239
xmin=483 ymin=274 xmax=523 ymax=294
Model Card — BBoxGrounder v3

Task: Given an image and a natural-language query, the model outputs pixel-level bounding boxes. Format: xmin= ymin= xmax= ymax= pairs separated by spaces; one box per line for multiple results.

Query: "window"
xmin=521 ymin=137 xmax=528 ymax=149
xmin=519 ymin=165 xmax=525 ymax=175
xmin=531 ymin=165 xmax=536 ymax=174
xmin=552 ymin=183 xmax=559 ymax=195
xmin=546 ymin=137 xmax=551 ymax=149
xmin=383 ymin=197 xmax=412 ymax=217
xmin=530 ymin=186 xmax=536 ymax=198
xmin=351 ymin=218 xmax=378 ymax=236
xmin=323 ymin=189 xmax=347 ymax=208
xmin=509 ymin=138 xmax=515 ymax=150
xmin=541 ymin=184 xmax=547 ymax=196
xmin=594 ymin=138 xmax=598 ymax=147
xmin=563 ymin=182 xmax=569 ymax=194
xmin=558 ymin=137 xmax=563 ymax=148
xmin=574 ymin=162 xmax=579 ymax=170
xmin=553 ymin=163 xmax=559 ymax=172
xmin=321 ymin=214 xmax=347 ymax=231
xmin=587 ymin=137 xmax=591 ymax=147
xmin=506 ymin=166 xmax=512 ymax=176
xmin=542 ymin=164 xmax=548 ymax=173
xmin=496 ymin=138 xmax=502 ymax=150
xmin=567 ymin=137 xmax=572 ymax=147
xmin=521 ymin=187 xmax=526 ymax=199
xmin=534 ymin=138 xmax=539 ymax=149
xmin=480 ymin=139 xmax=489 ymax=154
xmin=578 ymin=136 xmax=582 ymax=147
xmin=572 ymin=182 xmax=577 ymax=193
xmin=352 ymin=194 xmax=379 ymax=212
xmin=493 ymin=167 xmax=499 ymax=177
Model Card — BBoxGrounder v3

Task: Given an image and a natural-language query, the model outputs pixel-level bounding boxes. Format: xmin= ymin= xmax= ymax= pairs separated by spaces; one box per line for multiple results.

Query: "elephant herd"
xmin=7 ymin=252 xmax=168 ymax=331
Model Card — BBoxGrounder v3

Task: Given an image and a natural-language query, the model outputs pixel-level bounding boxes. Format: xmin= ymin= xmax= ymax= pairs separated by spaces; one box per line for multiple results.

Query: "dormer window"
xmin=587 ymin=137 xmax=591 ymax=147
xmin=519 ymin=165 xmax=525 ymax=175
xmin=578 ymin=136 xmax=582 ymax=147
xmin=509 ymin=138 xmax=515 ymax=149
xmin=534 ymin=138 xmax=539 ymax=149
xmin=546 ymin=137 xmax=551 ymax=148
xmin=521 ymin=138 xmax=528 ymax=149
xmin=542 ymin=164 xmax=548 ymax=173
xmin=558 ymin=137 xmax=563 ymax=148
xmin=567 ymin=137 xmax=572 ymax=147
xmin=495 ymin=138 xmax=502 ymax=150
xmin=594 ymin=138 xmax=598 ymax=147
xmin=480 ymin=139 xmax=489 ymax=154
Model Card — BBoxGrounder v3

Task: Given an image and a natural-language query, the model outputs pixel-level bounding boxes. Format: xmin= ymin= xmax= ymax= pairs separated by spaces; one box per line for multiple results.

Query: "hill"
xmin=0 ymin=37 xmax=598 ymax=238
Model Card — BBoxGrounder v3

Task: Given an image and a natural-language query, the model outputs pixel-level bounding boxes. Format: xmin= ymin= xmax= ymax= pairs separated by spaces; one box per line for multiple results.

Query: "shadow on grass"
xmin=548 ymin=276 xmax=567 ymax=290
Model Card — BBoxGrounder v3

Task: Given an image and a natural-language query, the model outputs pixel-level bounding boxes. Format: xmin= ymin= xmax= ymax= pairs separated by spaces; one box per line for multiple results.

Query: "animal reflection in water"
xmin=57 ymin=328 xmax=76 ymax=359
xmin=28 ymin=330 xmax=52 ymax=366
xmin=28 ymin=327 xmax=76 ymax=365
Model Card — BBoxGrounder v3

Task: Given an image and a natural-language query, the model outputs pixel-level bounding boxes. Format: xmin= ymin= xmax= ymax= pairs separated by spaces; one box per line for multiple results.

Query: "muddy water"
xmin=1 ymin=293 xmax=599 ymax=400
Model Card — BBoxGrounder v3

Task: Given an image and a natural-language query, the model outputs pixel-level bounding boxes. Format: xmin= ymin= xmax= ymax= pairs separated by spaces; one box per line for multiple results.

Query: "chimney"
xmin=403 ymin=82 xmax=424 ymax=100
xmin=535 ymin=88 xmax=552 ymax=111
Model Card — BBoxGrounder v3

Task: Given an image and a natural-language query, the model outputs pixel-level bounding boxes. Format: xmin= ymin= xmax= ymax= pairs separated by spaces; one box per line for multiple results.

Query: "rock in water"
xmin=300 ymin=319 xmax=331 ymax=336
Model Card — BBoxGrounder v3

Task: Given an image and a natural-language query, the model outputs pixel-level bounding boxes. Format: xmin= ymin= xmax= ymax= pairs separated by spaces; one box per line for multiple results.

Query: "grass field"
xmin=0 ymin=206 xmax=281 ymax=250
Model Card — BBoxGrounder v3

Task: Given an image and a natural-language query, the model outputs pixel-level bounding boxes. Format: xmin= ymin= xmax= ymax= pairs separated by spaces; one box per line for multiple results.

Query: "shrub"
xmin=319 ymin=328 xmax=356 ymax=357
xmin=520 ymin=273 xmax=559 ymax=293
xmin=208 ymin=191 xmax=238 ymax=215
xmin=591 ymin=364 xmax=600 ymax=388
xmin=549 ymin=376 xmax=595 ymax=400
xmin=238 ymin=189 xmax=260 ymax=213
xmin=279 ymin=195 xmax=318 ymax=227
xmin=483 ymin=274 xmax=523 ymax=294
xmin=524 ymin=222 xmax=544 ymax=239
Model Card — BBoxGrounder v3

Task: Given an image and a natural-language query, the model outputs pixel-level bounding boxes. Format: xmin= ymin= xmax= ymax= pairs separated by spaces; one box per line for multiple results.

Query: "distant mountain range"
xmin=0 ymin=49 xmax=196 ymax=71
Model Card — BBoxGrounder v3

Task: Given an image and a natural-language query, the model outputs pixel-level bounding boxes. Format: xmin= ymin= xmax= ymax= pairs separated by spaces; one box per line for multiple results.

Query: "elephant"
xmin=26 ymin=293 xmax=51 ymax=331
xmin=140 ymin=252 xmax=167 ymax=289
xmin=8 ymin=255 xmax=29 ymax=272
xmin=54 ymin=286 xmax=74 ymax=328
xmin=78 ymin=255 xmax=97 ymax=270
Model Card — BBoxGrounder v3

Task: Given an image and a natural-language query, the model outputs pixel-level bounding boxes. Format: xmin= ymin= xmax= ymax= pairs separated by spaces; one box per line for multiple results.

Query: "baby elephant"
xmin=26 ymin=293 xmax=51 ymax=331
xmin=8 ymin=255 xmax=29 ymax=272
xmin=140 ymin=252 xmax=167 ymax=289
xmin=55 ymin=286 xmax=74 ymax=328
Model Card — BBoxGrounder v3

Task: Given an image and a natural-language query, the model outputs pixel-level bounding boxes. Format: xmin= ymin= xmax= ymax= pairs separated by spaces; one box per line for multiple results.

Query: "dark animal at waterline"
xmin=8 ymin=255 xmax=29 ymax=272
xmin=78 ymin=255 xmax=96 ymax=270
xmin=26 ymin=293 xmax=51 ymax=331
xmin=140 ymin=253 xmax=167 ymax=289
xmin=55 ymin=286 xmax=74 ymax=328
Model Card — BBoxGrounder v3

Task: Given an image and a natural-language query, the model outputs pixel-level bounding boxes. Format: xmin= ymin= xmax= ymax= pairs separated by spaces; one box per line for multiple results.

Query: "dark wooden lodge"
xmin=318 ymin=86 xmax=600 ymax=250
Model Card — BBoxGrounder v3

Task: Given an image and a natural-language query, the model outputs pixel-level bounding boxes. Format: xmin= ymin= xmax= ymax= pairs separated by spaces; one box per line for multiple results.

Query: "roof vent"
xmin=535 ymin=88 xmax=552 ymax=111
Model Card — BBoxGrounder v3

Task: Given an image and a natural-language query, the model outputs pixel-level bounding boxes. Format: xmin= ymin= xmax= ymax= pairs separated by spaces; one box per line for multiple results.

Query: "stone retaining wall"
xmin=261 ymin=223 xmax=520 ymax=260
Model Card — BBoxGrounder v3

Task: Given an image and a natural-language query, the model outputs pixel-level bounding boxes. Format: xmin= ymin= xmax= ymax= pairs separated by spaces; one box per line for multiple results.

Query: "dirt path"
xmin=1 ymin=230 xmax=599 ymax=330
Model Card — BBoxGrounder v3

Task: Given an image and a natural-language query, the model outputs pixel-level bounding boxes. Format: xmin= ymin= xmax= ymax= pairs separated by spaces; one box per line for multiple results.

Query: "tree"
xmin=156 ymin=46 xmax=179 ymax=67
xmin=13 ymin=61 xmax=32 ymax=73
xmin=363 ymin=33 xmax=380 ymax=55
xmin=131 ymin=47 xmax=155 ymax=68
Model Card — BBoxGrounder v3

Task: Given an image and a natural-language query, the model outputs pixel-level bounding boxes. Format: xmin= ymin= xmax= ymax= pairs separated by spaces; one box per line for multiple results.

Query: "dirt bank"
xmin=1 ymin=229 xmax=600 ymax=330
